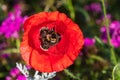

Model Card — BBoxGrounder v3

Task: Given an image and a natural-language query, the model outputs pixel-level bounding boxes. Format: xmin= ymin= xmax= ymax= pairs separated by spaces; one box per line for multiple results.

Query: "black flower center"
xmin=40 ymin=27 xmax=61 ymax=50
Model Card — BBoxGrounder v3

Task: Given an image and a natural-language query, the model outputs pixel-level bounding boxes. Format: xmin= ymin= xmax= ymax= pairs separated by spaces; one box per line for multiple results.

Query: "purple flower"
xmin=100 ymin=21 xmax=117 ymax=43
xmin=0 ymin=4 xmax=27 ymax=38
xmin=84 ymin=2 xmax=102 ymax=14
xmin=84 ymin=38 xmax=95 ymax=46
xmin=5 ymin=76 xmax=12 ymax=80
xmin=0 ymin=42 xmax=7 ymax=50
xmin=100 ymin=26 xmax=108 ymax=43
xmin=6 ymin=66 xmax=30 ymax=80
xmin=0 ymin=53 xmax=10 ymax=58
xmin=100 ymin=20 xmax=120 ymax=47
xmin=17 ymin=74 xmax=27 ymax=80
xmin=111 ymin=24 xmax=120 ymax=47
xmin=10 ymin=67 xmax=20 ymax=77
xmin=96 ymin=14 xmax=112 ymax=25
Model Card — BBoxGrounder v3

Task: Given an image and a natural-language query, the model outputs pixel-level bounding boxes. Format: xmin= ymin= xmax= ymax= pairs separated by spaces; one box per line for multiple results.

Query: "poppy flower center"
xmin=40 ymin=27 xmax=61 ymax=50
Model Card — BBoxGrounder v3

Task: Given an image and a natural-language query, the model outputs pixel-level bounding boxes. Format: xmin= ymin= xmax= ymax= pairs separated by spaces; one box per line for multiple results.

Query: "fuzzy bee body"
xmin=40 ymin=27 xmax=61 ymax=50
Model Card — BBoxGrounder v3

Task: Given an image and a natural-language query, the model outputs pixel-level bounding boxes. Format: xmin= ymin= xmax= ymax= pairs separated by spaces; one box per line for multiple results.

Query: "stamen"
xmin=39 ymin=27 xmax=61 ymax=50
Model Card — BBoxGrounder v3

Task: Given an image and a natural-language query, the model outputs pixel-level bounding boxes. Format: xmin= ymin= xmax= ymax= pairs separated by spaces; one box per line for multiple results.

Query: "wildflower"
xmin=0 ymin=53 xmax=10 ymax=58
xmin=5 ymin=67 xmax=27 ymax=80
xmin=100 ymin=20 xmax=120 ymax=47
xmin=84 ymin=38 xmax=95 ymax=46
xmin=111 ymin=22 xmax=120 ymax=47
xmin=0 ymin=4 xmax=27 ymax=38
xmin=20 ymin=11 xmax=84 ymax=72
xmin=5 ymin=76 xmax=12 ymax=80
xmin=16 ymin=74 xmax=27 ymax=80
xmin=96 ymin=14 xmax=112 ymax=25
xmin=10 ymin=67 xmax=20 ymax=77
xmin=84 ymin=2 xmax=102 ymax=14
xmin=81 ymin=37 xmax=97 ymax=56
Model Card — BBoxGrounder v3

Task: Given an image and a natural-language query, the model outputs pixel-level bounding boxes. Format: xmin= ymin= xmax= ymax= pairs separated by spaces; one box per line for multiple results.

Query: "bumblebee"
xmin=40 ymin=27 xmax=61 ymax=50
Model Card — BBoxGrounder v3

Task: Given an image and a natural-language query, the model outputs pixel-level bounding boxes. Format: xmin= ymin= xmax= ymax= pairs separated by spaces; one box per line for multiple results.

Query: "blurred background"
xmin=0 ymin=0 xmax=120 ymax=80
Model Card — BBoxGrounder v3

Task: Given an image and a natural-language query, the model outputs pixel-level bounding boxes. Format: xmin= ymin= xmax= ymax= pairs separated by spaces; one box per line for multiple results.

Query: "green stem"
xmin=64 ymin=69 xmax=80 ymax=80
xmin=64 ymin=0 xmax=75 ymax=20
xmin=101 ymin=0 xmax=117 ymax=65
xmin=90 ymin=55 xmax=106 ymax=62
xmin=44 ymin=0 xmax=55 ymax=12
xmin=112 ymin=63 xmax=120 ymax=80
xmin=2 ymin=48 xmax=19 ymax=53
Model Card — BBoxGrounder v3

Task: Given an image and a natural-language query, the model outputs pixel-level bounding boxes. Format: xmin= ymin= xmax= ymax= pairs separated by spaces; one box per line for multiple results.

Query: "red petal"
xmin=30 ymin=50 xmax=53 ymax=72
xmin=47 ymin=11 xmax=59 ymax=21
xmin=61 ymin=54 xmax=73 ymax=69
xmin=58 ymin=13 xmax=67 ymax=21
xmin=66 ymin=22 xmax=84 ymax=60
xmin=20 ymin=39 xmax=32 ymax=65
xmin=24 ymin=12 xmax=48 ymax=32
xmin=49 ymin=56 xmax=64 ymax=72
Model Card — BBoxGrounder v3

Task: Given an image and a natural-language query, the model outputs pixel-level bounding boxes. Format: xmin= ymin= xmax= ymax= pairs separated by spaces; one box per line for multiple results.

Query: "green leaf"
xmin=95 ymin=36 xmax=104 ymax=46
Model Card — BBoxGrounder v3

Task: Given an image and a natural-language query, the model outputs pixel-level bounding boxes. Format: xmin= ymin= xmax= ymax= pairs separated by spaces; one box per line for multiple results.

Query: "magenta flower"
xmin=0 ymin=4 xmax=27 ymax=38
xmin=6 ymin=67 xmax=27 ymax=80
xmin=84 ymin=38 xmax=95 ymax=46
xmin=0 ymin=53 xmax=10 ymax=58
xmin=100 ymin=20 xmax=120 ymax=48
xmin=84 ymin=2 xmax=102 ymax=14
xmin=111 ymin=23 xmax=120 ymax=47
xmin=5 ymin=76 xmax=12 ymax=80
xmin=16 ymin=74 xmax=27 ymax=80
xmin=10 ymin=67 xmax=20 ymax=77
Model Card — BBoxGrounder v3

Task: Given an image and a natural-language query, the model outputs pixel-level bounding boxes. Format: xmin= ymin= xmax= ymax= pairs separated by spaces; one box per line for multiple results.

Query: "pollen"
xmin=39 ymin=27 xmax=61 ymax=50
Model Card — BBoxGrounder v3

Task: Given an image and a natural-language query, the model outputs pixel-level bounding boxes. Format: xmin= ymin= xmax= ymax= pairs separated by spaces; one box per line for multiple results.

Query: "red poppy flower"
xmin=20 ymin=11 xmax=84 ymax=72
